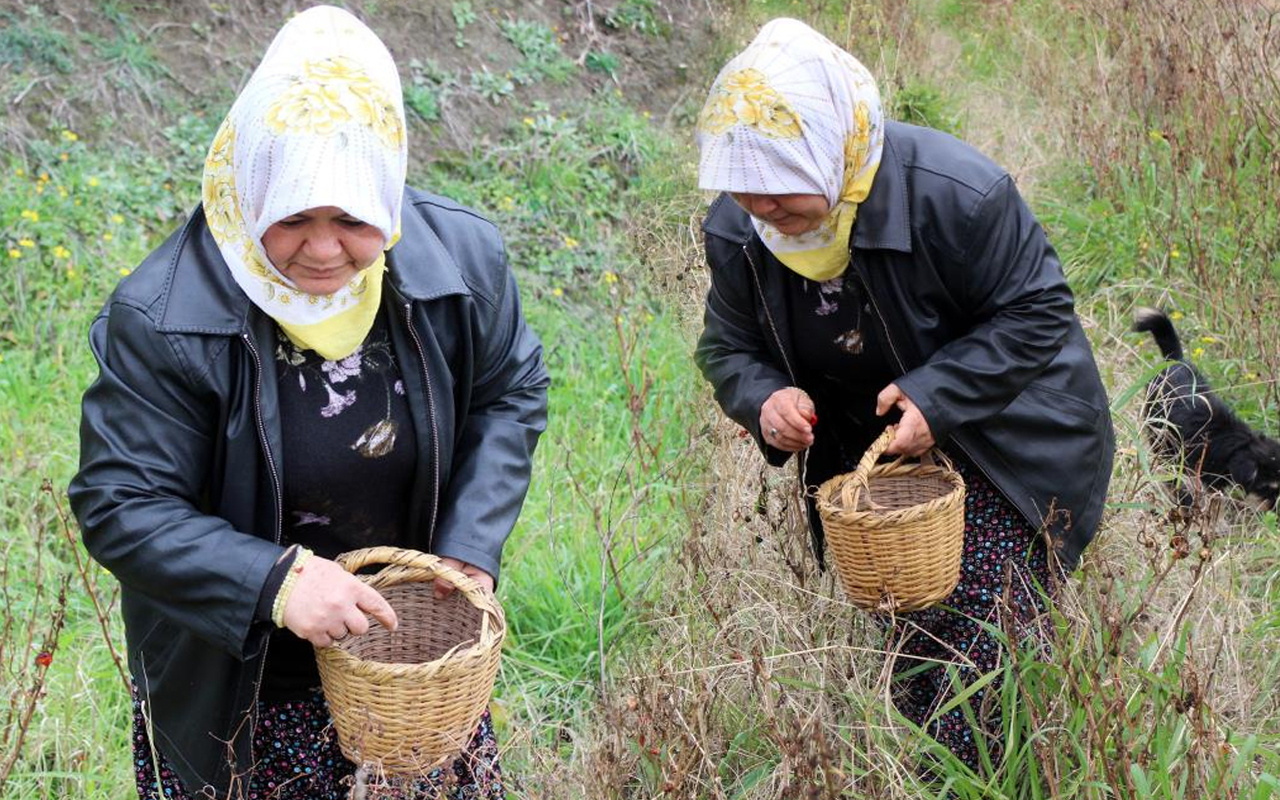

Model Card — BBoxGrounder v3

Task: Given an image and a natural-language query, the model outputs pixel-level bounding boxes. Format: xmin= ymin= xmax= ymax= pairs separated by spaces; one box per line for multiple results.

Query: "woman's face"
xmin=731 ymin=193 xmax=831 ymax=235
xmin=261 ymin=206 xmax=386 ymax=296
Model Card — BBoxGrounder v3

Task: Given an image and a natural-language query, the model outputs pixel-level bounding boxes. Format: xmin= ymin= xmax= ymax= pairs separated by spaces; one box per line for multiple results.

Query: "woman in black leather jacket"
xmin=695 ymin=18 xmax=1114 ymax=772
xmin=69 ymin=7 xmax=548 ymax=797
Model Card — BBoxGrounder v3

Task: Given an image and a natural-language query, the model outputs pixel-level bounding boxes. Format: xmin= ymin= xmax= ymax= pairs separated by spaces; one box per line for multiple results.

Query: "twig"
xmin=42 ymin=480 xmax=130 ymax=693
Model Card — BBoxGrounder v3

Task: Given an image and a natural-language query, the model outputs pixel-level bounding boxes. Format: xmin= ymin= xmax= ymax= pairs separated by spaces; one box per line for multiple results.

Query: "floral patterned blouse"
xmin=785 ymin=268 xmax=895 ymax=475
xmin=260 ymin=310 xmax=416 ymax=699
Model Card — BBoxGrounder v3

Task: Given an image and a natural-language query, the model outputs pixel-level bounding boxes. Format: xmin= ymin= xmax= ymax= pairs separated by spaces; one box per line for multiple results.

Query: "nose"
xmin=302 ymin=223 xmax=344 ymax=262
xmin=745 ymin=194 xmax=778 ymax=216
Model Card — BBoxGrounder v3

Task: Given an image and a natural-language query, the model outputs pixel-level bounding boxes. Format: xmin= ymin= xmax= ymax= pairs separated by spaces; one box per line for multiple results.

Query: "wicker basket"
xmin=814 ymin=425 xmax=966 ymax=613
xmin=314 ymin=547 xmax=504 ymax=774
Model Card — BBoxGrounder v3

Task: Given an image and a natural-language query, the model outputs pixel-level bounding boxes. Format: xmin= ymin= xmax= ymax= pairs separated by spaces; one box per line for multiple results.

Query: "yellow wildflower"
xmin=1247 ymin=372 xmax=1259 ymax=380
xmin=61 ymin=129 xmax=78 ymax=142
xmin=523 ymin=117 xmax=535 ymax=126
xmin=38 ymin=172 xmax=49 ymax=182
xmin=7 ymin=249 xmax=21 ymax=259
xmin=1170 ymin=311 xmax=1184 ymax=320
xmin=34 ymin=183 xmax=44 ymax=194
xmin=603 ymin=270 xmax=618 ymax=283
xmin=88 ymin=176 xmax=100 ymax=187
xmin=551 ymin=287 xmax=563 ymax=297
xmin=66 ymin=268 xmax=77 ymax=279
xmin=1200 ymin=336 xmax=1217 ymax=344
xmin=1192 ymin=347 xmax=1205 ymax=358
xmin=18 ymin=239 xmax=35 ymax=248
xmin=163 ymin=182 xmax=172 ymax=191
xmin=58 ymin=188 xmax=68 ymax=198
xmin=1171 ymin=248 xmax=1181 ymax=259
xmin=20 ymin=209 xmax=38 ymax=221
xmin=52 ymin=245 xmax=71 ymax=259
xmin=118 ymin=267 xmax=132 ymax=277
xmin=14 ymin=168 xmax=23 ymax=177
xmin=103 ymin=233 xmax=114 ymax=242
xmin=112 ymin=214 xmax=125 ymax=224
xmin=60 ymin=153 xmax=69 ymax=161
xmin=563 ymin=235 xmax=580 ymax=249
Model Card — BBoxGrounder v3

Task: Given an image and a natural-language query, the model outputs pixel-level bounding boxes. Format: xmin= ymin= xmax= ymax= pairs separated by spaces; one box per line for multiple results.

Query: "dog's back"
xmin=1132 ymin=307 xmax=1280 ymax=506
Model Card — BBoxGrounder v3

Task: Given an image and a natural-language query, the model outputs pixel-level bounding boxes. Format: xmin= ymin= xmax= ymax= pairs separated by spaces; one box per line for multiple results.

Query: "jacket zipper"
xmin=741 ymin=244 xmax=810 ymax=488
xmin=847 ymin=257 xmax=1000 ymax=489
xmin=241 ymin=332 xmax=282 ymax=776
xmin=403 ymin=302 xmax=441 ymax=546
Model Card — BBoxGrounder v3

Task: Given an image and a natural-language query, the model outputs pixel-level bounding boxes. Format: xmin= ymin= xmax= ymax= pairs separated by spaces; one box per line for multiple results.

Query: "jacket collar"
xmin=701 ymin=122 xmax=912 ymax=254
xmin=157 ymin=190 xmax=469 ymax=334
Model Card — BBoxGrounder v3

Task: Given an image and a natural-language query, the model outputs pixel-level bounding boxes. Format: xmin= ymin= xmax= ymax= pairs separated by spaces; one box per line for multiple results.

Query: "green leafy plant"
xmin=468 ymin=67 xmax=515 ymax=104
xmin=605 ymin=0 xmax=668 ymax=37
xmin=585 ymin=50 xmax=621 ymax=78
xmin=890 ymin=82 xmax=960 ymax=135
xmin=500 ymin=19 xmax=575 ymax=85
xmin=451 ymin=0 xmax=477 ymax=48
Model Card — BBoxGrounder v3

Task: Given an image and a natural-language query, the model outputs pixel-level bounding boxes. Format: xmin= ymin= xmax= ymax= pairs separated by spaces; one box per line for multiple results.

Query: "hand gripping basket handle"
xmin=334 ymin=546 xmax=502 ymax=636
xmin=839 ymin=426 xmax=955 ymax=510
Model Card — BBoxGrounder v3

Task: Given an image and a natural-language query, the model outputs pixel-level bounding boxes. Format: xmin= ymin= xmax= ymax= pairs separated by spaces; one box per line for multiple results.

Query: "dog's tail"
xmin=1132 ymin=306 xmax=1184 ymax=361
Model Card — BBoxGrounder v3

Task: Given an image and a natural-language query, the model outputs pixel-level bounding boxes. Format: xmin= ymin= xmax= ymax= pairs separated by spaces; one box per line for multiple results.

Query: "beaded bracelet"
xmin=271 ymin=545 xmax=315 ymax=628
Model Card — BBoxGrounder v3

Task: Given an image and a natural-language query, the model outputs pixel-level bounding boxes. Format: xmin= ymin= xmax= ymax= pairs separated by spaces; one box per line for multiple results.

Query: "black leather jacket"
xmin=68 ymin=189 xmax=549 ymax=793
xmin=697 ymin=121 xmax=1114 ymax=570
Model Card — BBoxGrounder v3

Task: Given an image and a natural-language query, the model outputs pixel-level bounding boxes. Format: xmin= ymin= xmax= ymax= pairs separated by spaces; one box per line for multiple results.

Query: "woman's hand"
xmin=876 ymin=383 xmax=936 ymax=456
xmin=433 ymin=557 xmax=495 ymax=600
xmin=759 ymin=387 xmax=817 ymax=452
xmin=282 ymin=556 xmax=398 ymax=648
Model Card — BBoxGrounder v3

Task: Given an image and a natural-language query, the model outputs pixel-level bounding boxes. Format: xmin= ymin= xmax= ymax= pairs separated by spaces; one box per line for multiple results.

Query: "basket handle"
xmin=333 ymin=546 xmax=502 ymax=623
xmin=840 ymin=425 xmax=898 ymax=510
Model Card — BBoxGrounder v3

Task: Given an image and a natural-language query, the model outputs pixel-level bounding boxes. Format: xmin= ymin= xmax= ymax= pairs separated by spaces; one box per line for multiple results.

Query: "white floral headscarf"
xmin=202 ymin=5 xmax=407 ymax=359
xmin=696 ymin=18 xmax=884 ymax=282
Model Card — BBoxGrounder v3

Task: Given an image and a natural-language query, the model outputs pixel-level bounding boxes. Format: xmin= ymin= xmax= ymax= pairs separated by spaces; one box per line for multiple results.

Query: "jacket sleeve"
xmin=694 ymin=237 xmax=793 ymax=467
xmin=893 ymin=175 xmax=1075 ymax=442
xmin=68 ymin=301 xmax=282 ymax=659
xmin=429 ymin=259 xmax=549 ymax=585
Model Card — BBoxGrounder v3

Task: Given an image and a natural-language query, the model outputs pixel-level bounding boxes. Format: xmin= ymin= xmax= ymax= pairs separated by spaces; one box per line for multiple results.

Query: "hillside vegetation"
xmin=2 ymin=0 xmax=1278 ymax=798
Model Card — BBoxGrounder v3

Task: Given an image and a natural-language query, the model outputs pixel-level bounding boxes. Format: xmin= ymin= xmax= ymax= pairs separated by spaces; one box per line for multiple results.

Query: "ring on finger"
xmin=769 ymin=426 xmax=779 ymax=439
xmin=332 ymin=629 xmax=350 ymax=643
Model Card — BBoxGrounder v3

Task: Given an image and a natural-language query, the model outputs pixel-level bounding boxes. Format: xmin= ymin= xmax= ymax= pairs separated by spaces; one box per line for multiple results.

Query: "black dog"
xmin=1133 ymin=307 xmax=1280 ymax=509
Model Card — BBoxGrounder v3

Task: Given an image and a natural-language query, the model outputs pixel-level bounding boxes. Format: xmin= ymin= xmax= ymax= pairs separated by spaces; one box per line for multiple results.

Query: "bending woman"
xmin=694 ymin=18 xmax=1113 ymax=771
xmin=69 ymin=7 xmax=548 ymax=798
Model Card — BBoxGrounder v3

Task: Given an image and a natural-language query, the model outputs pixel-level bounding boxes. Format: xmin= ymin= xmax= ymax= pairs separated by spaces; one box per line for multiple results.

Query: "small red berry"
xmin=35 ymin=652 xmax=52 ymax=668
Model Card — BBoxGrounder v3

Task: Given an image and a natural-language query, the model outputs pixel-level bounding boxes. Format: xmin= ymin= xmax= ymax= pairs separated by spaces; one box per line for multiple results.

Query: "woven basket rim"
xmin=319 ymin=547 xmax=506 ymax=671
xmin=815 ymin=464 xmax=965 ymax=520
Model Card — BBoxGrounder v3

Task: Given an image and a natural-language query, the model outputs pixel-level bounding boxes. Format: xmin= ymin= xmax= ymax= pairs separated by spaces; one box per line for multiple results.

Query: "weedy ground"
xmin=2 ymin=0 xmax=1279 ymax=798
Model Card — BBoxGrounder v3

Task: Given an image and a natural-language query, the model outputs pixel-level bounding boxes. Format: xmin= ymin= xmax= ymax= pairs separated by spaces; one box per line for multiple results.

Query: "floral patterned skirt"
xmin=888 ymin=455 xmax=1055 ymax=772
xmin=132 ymin=687 xmax=503 ymax=800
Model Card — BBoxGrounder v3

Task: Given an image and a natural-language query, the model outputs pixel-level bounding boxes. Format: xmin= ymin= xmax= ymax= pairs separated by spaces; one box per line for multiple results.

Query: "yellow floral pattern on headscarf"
xmin=697 ymin=68 xmax=803 ymax=140
xmin=199 ymin=6 xmax=407 ymax=360
xmin=265 ymin=55 xmax=404 ymax=148
xmin=696 ymin=19 xmax=884 ymax=282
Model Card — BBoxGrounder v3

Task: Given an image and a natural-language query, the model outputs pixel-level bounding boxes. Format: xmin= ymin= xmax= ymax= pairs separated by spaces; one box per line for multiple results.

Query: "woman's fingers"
xmin=282 ymin=557 xmax=399 ymax=644
xmin=354 ymin=583 xmax=397 ymax=632
xmin=760 ymin=387 xmax=816 ymax=451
